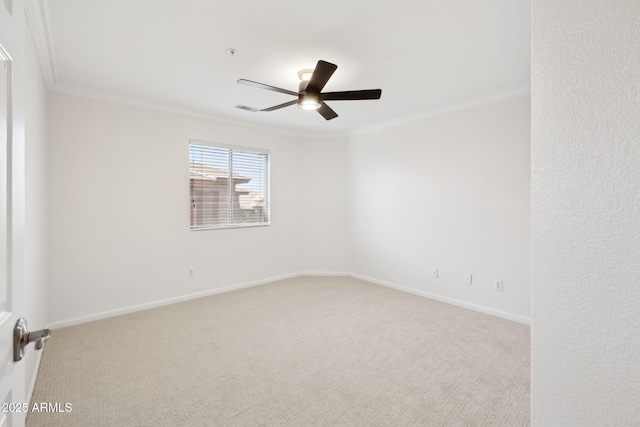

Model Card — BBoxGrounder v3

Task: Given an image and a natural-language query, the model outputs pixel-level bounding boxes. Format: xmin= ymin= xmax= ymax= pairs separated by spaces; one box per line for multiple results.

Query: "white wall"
xmin=348 ymin=94 xmax=531 ymax=322
xmin=24 ymin=22 xmax=49 ymax=396
xmin=300 ymin=136 xmax=350 ymax=272
xmin=531 ymin=0 xmax=640 ymax=425
xmin=48 ymin=93 xmax=311 ymax=325
xmin=48 ymin=91 xmax=532 ymax=328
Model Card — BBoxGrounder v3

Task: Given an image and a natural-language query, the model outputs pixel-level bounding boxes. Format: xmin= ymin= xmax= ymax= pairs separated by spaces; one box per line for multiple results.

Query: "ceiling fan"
xmin=236 ymin=60 xmax=382 ymax=120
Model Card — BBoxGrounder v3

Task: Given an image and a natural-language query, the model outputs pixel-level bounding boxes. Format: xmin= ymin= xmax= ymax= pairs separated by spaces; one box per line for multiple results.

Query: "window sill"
xmin=190 ymin=222 xmax=270 ymax=231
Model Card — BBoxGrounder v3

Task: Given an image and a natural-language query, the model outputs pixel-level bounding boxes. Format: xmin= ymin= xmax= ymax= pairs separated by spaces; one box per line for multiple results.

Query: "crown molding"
xmin=23 ymin=0 xmax=316 ymax=139
xmin=349 ymin=84 xmax=531 ymax=137
xmin=25 ymin=0 xmax=57 ymax=88
xmin=51 ymin=82 xmax=327 ymax=138
xmin=25 ymin=0 xmax=529 ymax=140
xmin=50 ymin=82 xmax=530 ymax=140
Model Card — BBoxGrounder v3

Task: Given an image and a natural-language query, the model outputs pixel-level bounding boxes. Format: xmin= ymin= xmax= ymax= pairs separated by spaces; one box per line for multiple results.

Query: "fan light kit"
xmin=297 ymin=69 xmax=314 ymax=81
xmin=297 ymin=69 xmax=320 ymax=110
xmin=235 ymin=60 xmax=382 ymax=120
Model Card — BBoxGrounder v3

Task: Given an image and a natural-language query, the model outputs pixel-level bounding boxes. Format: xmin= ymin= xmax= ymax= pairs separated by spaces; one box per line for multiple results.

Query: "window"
xmin=189 ymin=141 xmax=270 ymax=230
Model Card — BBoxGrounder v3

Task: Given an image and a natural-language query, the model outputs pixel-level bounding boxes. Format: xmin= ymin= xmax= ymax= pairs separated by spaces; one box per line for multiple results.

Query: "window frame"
xmin=189 ymin=139 xmax=271 ymax=231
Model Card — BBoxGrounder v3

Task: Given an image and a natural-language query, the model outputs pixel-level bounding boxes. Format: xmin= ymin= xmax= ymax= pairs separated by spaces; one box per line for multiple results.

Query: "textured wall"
xmin=531 ymin=0 xmax=640 ymax=424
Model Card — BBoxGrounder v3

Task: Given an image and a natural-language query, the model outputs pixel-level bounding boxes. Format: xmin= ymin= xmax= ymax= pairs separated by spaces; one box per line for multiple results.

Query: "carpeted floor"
xmin=27 ymin=276 xmax=530 ymax=426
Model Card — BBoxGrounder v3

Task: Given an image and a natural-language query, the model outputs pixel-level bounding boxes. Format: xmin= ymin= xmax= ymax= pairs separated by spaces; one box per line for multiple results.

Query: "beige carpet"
xmin=27 ymin=276 xmax=530 ymax=427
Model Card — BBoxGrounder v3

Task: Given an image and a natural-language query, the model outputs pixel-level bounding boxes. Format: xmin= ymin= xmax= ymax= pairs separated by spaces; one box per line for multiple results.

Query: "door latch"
xmin=14 ymin=318 xmax=51 ymax=362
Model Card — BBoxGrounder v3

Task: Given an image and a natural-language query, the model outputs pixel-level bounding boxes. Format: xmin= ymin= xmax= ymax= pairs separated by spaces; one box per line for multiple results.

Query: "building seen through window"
xmin=189 ymin=143 xmax=270 ymax=229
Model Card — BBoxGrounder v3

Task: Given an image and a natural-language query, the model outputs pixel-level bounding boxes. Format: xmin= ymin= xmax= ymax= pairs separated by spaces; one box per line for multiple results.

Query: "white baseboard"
xmin=26 ymin=350 xmax=43 ymax=404
xmin=48 ymin=271 xmax=303 ymax=329
xmin=348 ymin=272 xmax=531 ymax=325
xmin=49 ymin=270 xmax=530 ymax=329
xmin=298 ymin=271 xmax=352 ymax=277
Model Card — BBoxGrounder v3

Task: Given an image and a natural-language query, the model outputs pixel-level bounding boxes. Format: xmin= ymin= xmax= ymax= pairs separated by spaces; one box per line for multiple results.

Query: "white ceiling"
xmin=36 ymin=0 xmax=530 ymax=135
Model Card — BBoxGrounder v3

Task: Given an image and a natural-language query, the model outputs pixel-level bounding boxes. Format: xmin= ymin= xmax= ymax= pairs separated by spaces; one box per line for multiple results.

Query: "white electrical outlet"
xmin=188 ymin=268 xmax=195 ymax=278
xmin=495 ymin=280 xmax=504 ymax=291
xmin=464 ymin=274 xmax=472 ymax=285
xmin=432 ymin=268 xmax=439 ymax=278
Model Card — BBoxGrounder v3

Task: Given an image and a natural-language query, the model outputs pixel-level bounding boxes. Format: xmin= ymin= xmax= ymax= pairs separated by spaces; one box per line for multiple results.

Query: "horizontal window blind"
xmin=189 ymin=142 xmax=270 ymax=230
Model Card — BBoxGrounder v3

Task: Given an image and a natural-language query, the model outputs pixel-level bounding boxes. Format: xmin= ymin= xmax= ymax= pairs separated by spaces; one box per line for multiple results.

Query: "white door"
xmin=0 ymin=2 xmax=27 ymax=424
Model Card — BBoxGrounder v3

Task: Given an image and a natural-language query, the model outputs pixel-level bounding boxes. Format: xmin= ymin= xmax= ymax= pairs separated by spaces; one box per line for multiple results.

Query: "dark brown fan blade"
xmin=237 ymin=79 xmax=298 ymax=97
xmin=306 ymin=60 xmax=337 ymax=94
xmin=261 ymin=100 xmax=298 ymax=112
xmin=317 ymin=102 xmax=338 ymax=120
xmin=321 ymin=89 xmax=382 ymax=101
xmin=235 ymin=105 xmax=259 ymax=112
